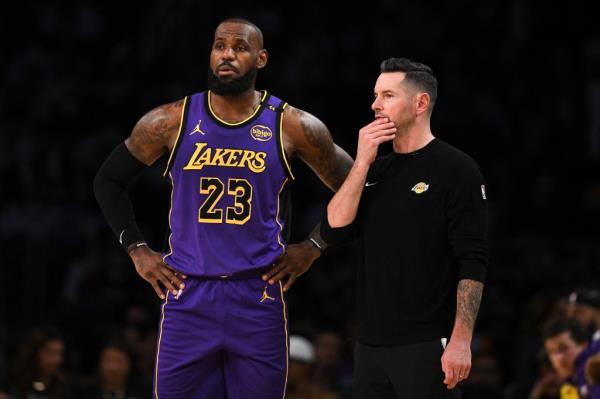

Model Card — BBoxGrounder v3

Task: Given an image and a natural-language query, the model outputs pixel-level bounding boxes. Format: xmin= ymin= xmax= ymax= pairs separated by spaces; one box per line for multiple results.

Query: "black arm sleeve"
xmin=446 ymin=162 xmax=488 ymax=283
xmin=93 ymin=142 xmax=147 ymax=251
xmin=320 ymin=210 xmax=358 ymax=246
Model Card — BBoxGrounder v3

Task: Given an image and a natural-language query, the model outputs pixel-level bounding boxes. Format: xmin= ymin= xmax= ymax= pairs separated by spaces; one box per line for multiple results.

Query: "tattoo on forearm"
xmin=456 ymin=279 xmax=483 ymax=331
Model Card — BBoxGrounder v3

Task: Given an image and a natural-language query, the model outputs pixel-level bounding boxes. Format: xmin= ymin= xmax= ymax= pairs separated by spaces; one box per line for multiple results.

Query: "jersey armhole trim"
xmin=276 ymin=103 xmax=294 ymax=180
xmin=163 ymin=96 xmax=190 ymax=177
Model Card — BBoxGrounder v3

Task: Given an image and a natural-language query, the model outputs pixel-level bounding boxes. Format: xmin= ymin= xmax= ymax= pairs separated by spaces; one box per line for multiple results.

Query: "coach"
xmin=321 ymin=57 xmax=488 ymax=399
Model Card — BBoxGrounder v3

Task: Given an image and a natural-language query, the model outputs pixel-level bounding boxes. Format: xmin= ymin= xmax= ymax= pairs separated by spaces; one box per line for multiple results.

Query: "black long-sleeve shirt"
xmin=321 ymin=138 xmax=488 ymax=346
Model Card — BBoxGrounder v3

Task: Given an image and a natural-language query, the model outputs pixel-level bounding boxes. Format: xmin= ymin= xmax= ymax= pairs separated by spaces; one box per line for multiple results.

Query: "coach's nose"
xmin=371 ymin=96 xmax=382 ymax=112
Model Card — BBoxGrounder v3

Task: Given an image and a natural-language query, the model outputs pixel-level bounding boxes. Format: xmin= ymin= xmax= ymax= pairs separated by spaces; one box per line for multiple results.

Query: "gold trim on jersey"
xmin=275 ymin=178 xmax=289 ymax=254
xmin=163 ymin=96 xmax=188 ymax=177
xmin=279 ymin=103 xmax=295 ymax=180
xmin=279 ymin=281 xmax=289 ymax=399
xmin=162 ymin=172 xmax=176 ymax=262
xmin=207 ymin=90 xmax=268 ymax=126
xmin=154 ymin=292 xmax=169 ymax=398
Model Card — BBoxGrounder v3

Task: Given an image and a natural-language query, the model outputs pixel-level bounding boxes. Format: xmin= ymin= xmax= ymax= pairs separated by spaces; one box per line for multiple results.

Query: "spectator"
xmin=529 ymin=369 xmax=562 ymax=399
xmin=286 ymin=335 xmax=340 ymax=399
xmin=77 ymin=341 xmax=150 ymax=399
xmin=542 ymin=319 xmax=600 ymax=398
xmin=313 ymin=331 xmax=352 ymax=396
xmin=568 ymin=287 xmax=600 ymax=341
xmin=6 ymin=327 xmax=73 ymax=399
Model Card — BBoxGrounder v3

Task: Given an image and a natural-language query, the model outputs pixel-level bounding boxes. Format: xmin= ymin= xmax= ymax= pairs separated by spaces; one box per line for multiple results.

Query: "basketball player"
xmin=94 ymin=18 xmax=353 ymax=399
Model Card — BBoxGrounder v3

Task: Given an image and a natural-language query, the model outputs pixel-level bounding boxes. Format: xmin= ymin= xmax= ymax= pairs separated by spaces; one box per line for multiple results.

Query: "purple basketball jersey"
xmin=161 ymin=91 xmax=294 ymax=277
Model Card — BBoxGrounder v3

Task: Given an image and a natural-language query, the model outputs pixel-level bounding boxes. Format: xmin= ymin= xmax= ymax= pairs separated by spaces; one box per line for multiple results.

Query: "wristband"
xmin=308 ymin=237 xmax=324 ymax=251
xmin=127 ymin=241 xmax=148 ymax=253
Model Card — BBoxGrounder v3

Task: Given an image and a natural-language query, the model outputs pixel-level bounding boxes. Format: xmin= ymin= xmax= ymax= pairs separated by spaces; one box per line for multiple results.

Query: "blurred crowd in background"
xmin=1 ymin=1 xmax=600 ymax=398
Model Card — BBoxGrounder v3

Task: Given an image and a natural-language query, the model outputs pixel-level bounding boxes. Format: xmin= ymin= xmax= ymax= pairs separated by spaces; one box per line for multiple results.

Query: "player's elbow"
xmin=93 ymin=166 xmax=111 ymax=205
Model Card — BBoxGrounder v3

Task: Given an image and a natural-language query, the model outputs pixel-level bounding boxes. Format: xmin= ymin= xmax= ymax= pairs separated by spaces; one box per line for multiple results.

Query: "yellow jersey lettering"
xmin=238 ymin=151 xmax=256 ymax=168
xmin=212 ymin=148 xmax=228 ymax=166
xmin=195 ymin=147 xmax=213 ymax=168
xmin=225 ymin=150 xmax=243 ymax=166
xmin=183 ymin=142 xmax=209 ymax=170
xmin=184 ymin=143 xmax=266 ymax=173
xmin=249 ymin=152 xmax=267 ymax=173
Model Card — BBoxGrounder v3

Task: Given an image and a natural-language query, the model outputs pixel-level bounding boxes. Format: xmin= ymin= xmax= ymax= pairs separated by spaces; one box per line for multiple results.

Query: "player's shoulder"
xmin=281 ymin=102 xmax=329 ymax=140
xmin=263 ymin=91 xmax=286 ymax=110
xmin=141 ymin=97 xmax=186 ymax=122
xmin=281 ymin=102 xmax=305 ymax=121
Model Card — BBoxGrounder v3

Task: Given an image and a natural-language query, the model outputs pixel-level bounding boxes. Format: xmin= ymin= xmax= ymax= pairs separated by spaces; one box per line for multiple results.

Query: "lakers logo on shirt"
xmin=250 ymin=124 xmax=273 ymax=142
xmin=260 ymin=286 xmax=275 ymax=303
xmin=411 ymin=182 xmax=429 ymax=194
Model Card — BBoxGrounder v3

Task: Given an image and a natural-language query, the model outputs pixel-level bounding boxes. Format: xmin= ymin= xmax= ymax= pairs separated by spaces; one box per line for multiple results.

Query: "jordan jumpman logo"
xmin=260 ymin=286 xmax=275 ymax=302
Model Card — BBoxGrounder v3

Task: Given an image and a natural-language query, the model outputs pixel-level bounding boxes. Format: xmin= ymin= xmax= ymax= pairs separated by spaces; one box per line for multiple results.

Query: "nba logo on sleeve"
xmin=481 ymin=185 xmax=487 ymax=200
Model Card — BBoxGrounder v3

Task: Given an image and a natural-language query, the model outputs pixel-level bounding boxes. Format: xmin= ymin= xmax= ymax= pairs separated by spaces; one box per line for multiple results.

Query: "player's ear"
xmin=257 ymin=49 xmax=268 ymax=70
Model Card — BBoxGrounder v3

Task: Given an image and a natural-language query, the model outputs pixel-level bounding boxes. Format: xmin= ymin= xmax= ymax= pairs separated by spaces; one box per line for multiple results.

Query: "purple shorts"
xmin=153 ymin=274 xmax=289 ymax=398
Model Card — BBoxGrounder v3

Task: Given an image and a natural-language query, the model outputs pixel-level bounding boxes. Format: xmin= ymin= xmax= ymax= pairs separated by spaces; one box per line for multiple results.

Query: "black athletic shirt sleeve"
xmin=445 ymin=160 xmax=488 ymax=283
xmin=320 ymin=210 xmax=358 ymax=246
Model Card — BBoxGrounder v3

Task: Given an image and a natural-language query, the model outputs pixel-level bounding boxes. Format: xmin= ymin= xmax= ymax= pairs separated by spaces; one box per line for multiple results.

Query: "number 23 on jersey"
xmin=198 ymin=177 xmax=252 ymax=225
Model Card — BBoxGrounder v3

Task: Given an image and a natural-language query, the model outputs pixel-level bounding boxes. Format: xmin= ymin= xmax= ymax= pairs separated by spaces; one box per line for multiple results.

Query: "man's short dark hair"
xmin=380 ymin=57 xmax=438 ymax=107
xmin=542 ymin=318 xmax=588 ymax=344
xmin=218 ymin=18 xmax=264 ymax=49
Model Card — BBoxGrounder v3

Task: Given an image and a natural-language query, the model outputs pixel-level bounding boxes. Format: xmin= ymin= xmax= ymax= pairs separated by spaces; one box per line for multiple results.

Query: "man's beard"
xmin=207 ymin=66 xmax=257 ymax=96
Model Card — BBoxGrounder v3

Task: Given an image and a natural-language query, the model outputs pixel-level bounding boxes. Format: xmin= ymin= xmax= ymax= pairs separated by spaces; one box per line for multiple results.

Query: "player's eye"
xmin=236 ymin=46 xmax=247 ymax=52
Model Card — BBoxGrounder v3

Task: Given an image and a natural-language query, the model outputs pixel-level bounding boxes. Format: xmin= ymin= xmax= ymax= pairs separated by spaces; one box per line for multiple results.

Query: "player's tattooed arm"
xmin=123 ymin=99 xmax=187 ymax=299
xmin=285 ymin=106 xmax=353 ymax=249
xmin=125 ymin=99 xmax=185 ymax=165
xmin=263 ymin=107 xmax=353 ymax=291
xmin=283 ymin=106 xmax=353 ymax=191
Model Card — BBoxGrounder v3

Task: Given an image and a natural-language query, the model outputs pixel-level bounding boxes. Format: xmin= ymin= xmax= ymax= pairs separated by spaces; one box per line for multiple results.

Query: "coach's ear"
xmin=415 ymin=92 xmax=430 ymax=116
xmin=257 ymin=49 xmax=268 ymax=70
